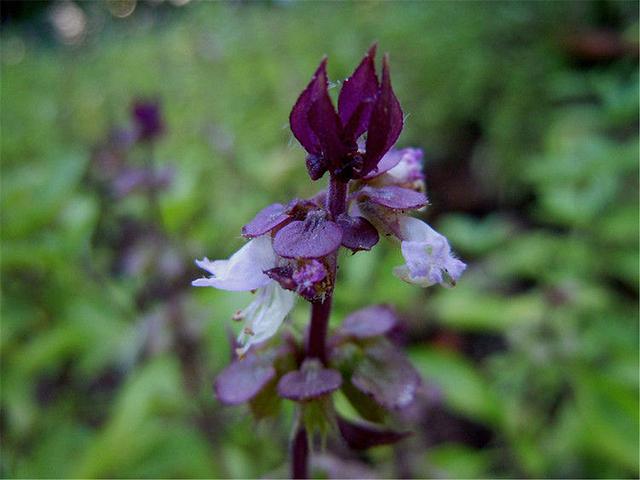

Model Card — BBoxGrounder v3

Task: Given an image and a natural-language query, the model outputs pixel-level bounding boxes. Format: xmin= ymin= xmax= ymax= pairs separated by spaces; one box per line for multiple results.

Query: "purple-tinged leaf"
xmin=340 ymin=304 xmax=398 ymax=339
xmin=242 ymin=203 xmax=290 ymax=238
xmin=358 ymin=185 xmax=427 ymax=210
xmin=214 ymin=353 xmax=276 ymax=405
xmin=277 ymin=359 xmax=342 ymax=401
xmin=362 ymin=55 xmax=403 ymax=176
xmin=273 ymin=211 xmax=343 ymax=259
xmin=337 ymin=415 xmax=411 ymax=450
xmin=336 ymin=214 xmax=379 ymax=252
xmin=308 ymin=89 xmax=348 ymax=172
xmin=338 ymin=44 xmax=379 ymax=141
xmin=351 ymin=340 xmax=420 ymax=409
xmin=290 ymin=59 xmax=328 ymax=156
xmin=362 ymin=149 xmax=404 ymax=180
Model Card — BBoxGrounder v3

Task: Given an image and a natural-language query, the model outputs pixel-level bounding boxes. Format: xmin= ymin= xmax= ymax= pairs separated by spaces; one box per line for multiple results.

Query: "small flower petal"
xmin=394 ymin=216 xmax=466 ymax=288
xmin=192 ymin=236 xmax=276 ymax=291
xmin=364 ymin=147 xmax=424 ymax=187
xmin=242 ymin=203 xmax=290 ymax=238
xmin=277 ymin=359 xmax=342 ymax=401
xmin=358 ymin=185 xmax=427 ymax=210
xmin=384 ymin=148 xmax=424 ymax=184
xmin=361 ymin=148 xmax=405 ymax=180
xmin=336 ymin=214 xmax=379 ymax=252
xmin=273 ymin=211 xmax=343 ymax=259
xmin=214 ymin=352 xmax=276 ymax=405
xmin=236 ymin=283 xmax=296 ymax=356
xmin=340 ymin=304 xmax=398 ymax=339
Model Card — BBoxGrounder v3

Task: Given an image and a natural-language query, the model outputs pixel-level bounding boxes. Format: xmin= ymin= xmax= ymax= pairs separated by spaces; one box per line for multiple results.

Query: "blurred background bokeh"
xmin=1 ymin=1 xmax=638 ymax=478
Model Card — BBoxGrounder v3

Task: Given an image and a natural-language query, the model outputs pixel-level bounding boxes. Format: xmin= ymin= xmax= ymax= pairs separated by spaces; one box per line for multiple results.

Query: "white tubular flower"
xmin=235 ymin=282 xmax=296 ymax=356
xmin=393 ymin=216 xmax=466 ymax=288
xmin=192 ymin=235 xmax=296 ymax=354
xmin=192 ymin=235 xmax=276 ymax=291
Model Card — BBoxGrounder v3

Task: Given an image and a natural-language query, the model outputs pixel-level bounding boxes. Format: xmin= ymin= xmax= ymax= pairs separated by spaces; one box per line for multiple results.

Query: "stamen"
xmin=243 ymin=326 xmax=255 ymax=336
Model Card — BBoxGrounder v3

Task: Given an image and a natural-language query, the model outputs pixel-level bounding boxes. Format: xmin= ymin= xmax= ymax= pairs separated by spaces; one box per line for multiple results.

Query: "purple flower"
xmin=132 ymin=99 xmax=164 ymax=142
xmin=363 ymin=147 xmax=425 ymax=190
xmin=394 ymin=216 xmax=466 ymax=287
xmin=290 ymin=45 xmax=403 ymax=181
xmin=352 ymin=147 xmax=465 ymax=288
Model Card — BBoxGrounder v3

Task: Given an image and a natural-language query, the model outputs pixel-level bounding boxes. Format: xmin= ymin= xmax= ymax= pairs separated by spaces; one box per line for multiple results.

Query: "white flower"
xmin=393 ymin=216 xmax=466 ymax=288
xmin=192 ymin=235 xmax=276 ymax=291
xmin=192 ymin=235 xmax=296 ymax=354
xmin=234 ymin=282 xmax=296 ymax=356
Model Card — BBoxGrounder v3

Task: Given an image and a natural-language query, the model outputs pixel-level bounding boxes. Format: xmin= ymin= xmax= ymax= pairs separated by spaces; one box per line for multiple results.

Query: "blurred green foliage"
xmin=1 ymin=1 xmax=638 ymax=478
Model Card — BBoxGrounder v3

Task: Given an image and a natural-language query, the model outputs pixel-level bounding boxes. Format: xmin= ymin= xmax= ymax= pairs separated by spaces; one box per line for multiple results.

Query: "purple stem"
xmin=306 ymin=174 xmax=347 ymax=363
xmin=291 ymin=426 xmax=309 ymax=479
xmin=327 ymin=176 xmax=348 ymax=218
xmin=306 ymin=296 xmax=332 ymax=364
xmin=293 ymin=174 xmax=348 ymax=478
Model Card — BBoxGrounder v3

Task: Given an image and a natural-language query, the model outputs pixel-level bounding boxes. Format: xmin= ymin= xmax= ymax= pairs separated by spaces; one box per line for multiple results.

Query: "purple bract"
xmin=290 ymin=45 xmax=404 ymax=181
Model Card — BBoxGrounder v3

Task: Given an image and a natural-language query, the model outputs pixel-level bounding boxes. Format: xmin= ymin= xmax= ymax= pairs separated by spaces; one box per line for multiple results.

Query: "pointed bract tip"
xmin=309 ymin=56 xmax=329 ymax=83
xmin=366 ymin=43 xmax=378 ymax=59
xmin=382 ymin=53 xmax=391 ymax=78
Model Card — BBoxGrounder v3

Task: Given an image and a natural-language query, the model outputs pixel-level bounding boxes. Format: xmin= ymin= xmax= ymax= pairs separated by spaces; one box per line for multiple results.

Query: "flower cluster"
xmin=192 ymin=45 xmax=466 ymax=473
xmin=90 ymin=99 xmax=172 ymax=199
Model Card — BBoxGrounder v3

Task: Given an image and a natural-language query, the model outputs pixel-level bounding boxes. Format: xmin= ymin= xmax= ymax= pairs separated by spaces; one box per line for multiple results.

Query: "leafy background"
xmin=1 ymin=1 xmax=638 ymax=478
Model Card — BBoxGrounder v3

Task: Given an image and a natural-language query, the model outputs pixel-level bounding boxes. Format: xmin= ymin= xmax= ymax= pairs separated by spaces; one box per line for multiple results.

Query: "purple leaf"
xmin=336 ymin=214 xmax=379 ymax=252
xmin=241 ymin=203 xmax=290 ymax=238
xmin=340 ymin=304 xmax=398 ymax=339
xmin=361 ymin=149 xmax=404 ymax=180
xmin=214 ymin=353 xmax=276 ymax=405
xmin=273 ymin=211 xmax=343 ymax=259
xmin=358 ymin=185 xmax=427 ymax=210
xmin=308 ymin=87 xmax=349 ymax=172
xmin=290 ymin=58 xmax=329 ymax=156
xmin=362 ymin=55 xmax=403 ymax=176
xmin=337 ymin=416 xmax=411 ymax=450
xmin=277 ymin=359 xmax=342 ymax=401
xmin=338 ymin=44 xmax=379 ymax=141
xmin=351 ymin=340 xmax=420 ymax=409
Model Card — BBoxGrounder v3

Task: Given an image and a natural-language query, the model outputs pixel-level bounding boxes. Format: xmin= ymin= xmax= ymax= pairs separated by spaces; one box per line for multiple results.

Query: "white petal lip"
xmin=395 ymin=216 xmax=466 ymax=288
xmin=236 ymin=283 xmax=296 ymax=356
xmin=192 ymin=235 xmax=276 ymax=291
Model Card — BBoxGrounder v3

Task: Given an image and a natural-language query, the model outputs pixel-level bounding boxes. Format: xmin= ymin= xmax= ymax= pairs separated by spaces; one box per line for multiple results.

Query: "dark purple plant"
xmin=193 ymin=46 xmax=466 ymax=478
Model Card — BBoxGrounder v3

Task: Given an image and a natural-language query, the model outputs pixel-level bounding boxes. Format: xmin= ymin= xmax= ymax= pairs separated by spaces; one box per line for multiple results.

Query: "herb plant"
xmin=193 ymin=45 xmax=465 ymax=478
